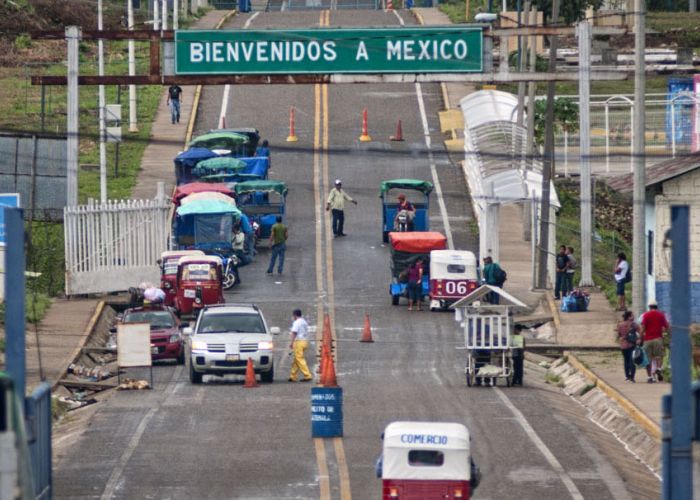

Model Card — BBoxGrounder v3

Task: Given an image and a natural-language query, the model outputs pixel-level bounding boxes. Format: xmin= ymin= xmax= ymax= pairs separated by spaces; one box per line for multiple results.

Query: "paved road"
xmin=54 ymin=9 xmax=659 ymax=499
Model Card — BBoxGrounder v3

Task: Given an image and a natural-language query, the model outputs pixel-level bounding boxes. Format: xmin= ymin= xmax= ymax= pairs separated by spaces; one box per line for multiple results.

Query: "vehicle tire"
xmin=177 ymin=349 xmax=185 ymax=365
xmin=223 ymin=270 xmax=239 ymax=290
xmin=382 ymin=231 xmax=389 ymax=244
xmin=189 ymin=361 xmax=203 ymax=384
xmin=260 ymin=362 xmax=274 ymax=383
xmin=391 ymin=294 xmax=399 ymax=306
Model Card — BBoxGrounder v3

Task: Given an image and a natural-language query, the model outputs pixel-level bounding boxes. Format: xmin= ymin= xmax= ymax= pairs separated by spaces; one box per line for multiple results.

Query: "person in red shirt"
xmin=640 ymin=300 xmax=670 ymax=383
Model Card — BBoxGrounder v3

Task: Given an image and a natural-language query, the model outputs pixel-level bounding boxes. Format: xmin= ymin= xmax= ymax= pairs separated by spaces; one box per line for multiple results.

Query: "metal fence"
xmin=25 ymin=383 xmax=52 ymax=500
xmin=540 ymin=93 xmax=700 ymax=176
xmin=64 ymin=199 xmax=171 ymax=295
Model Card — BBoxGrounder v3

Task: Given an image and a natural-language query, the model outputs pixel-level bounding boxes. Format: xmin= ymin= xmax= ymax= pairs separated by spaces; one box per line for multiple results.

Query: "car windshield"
xmin=124 ymin=310 xmax=175 ymax=329
xmin=447 ymin=264 xmax=466 ymax=273
xmin=182 ymin=263 xmax=217 ymax=281
xmin=198 ymin=313 xmax=266 ymax=334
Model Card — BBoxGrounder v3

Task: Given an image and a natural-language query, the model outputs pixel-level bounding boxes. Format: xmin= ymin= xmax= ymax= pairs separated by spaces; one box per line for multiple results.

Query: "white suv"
xmin=184 ymin=304 xmax=279 ymax=384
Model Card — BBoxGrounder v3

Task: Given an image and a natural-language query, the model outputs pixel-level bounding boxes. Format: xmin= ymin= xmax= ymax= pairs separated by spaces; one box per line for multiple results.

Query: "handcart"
xmin=452 ymin=285 xmax=528 ymax=387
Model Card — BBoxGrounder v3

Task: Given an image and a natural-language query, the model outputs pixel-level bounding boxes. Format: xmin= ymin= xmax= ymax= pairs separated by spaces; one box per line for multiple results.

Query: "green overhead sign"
xmin=175 ymin=27 xmax=483 ymax=75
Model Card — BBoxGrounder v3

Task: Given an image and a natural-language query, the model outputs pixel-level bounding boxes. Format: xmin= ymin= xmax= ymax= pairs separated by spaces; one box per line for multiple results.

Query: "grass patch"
xmin=498 ymin=74 xmax=674 ymax=97
xmin=0 ymin=292 xmax=51 ymax=324
xmin=647 ymin=11 xmax=700 ymax=48
xmin=51 ymin=396 xmax=71 ymax=422
xmin=438 ymin=0 xmax=489 ymax=23
xmin=544 ymin=372 xmax=562 ymax=385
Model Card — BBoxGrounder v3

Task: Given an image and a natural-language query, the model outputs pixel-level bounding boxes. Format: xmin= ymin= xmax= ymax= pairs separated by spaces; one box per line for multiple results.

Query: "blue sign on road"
xmin=0 ymin=194 xmax=20 ymax=245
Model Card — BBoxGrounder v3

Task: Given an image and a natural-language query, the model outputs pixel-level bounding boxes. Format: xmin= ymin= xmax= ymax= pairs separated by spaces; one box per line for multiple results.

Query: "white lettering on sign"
xmin=385 ymin=40 xmax=470 ymax=61
xmin=323 ymin=41 xmax=337 ymax=61
xmin=308 ymin=41 xmax=321 ymax=62
xmin=356 ymin=41 xmax=368 ymax=61
xmin=400 ymin=434 xmax=448 ymax=445
xmin=191 ymin=42 xmax=204 ymax=62
xmin=189 ymin=41 xmax=341 ymax=64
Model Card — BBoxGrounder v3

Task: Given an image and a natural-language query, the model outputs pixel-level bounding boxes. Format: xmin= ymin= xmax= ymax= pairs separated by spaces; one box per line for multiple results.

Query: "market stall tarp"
xmin=234 ymin=180 xmax=288 ymax=196
xmin=179 ymin=192 xmax=237 ymax=207
xmin=239 ymin=157 xmax=270 ymax=178
xmin=389 ymin=231 xmax=447 ymax=253
xmin=176 ymin=198 xmax=241 ymax=216
xmin=174 ymin=147 xmax=219 ymax=169
xmin=172 ymin=182 xmax=234 ymax=205
xmin=194 ymin=157 xmax=247 ymax=174
xmin=189 ymin=131 xmax=249 ymax=151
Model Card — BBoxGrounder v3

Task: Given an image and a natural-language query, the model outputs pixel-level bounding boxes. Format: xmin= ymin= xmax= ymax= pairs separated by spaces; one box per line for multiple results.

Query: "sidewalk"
xmin=415 ymin=6 xmax=662 ymax=438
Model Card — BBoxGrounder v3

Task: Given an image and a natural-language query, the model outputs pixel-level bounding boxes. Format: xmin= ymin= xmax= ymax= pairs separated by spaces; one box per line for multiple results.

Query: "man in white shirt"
xmin=289 ymin=309 xmax=313 ymax=382
xmin=325 ymin=179 xmax=357 ymax=238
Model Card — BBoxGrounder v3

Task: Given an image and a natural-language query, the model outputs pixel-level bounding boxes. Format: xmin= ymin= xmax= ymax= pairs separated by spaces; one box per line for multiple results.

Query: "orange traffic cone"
xmin=243 ymin=358 xmax=259 ymax=388
xmin=390 ymin=120 xmax=404 ymax=141
xmin=359 ymin=108 xmax=372 ymax=142
xmin=323 ymin=314 xmax=332 ymax=346
xmin=323 ymin=356 xmax=338 ymax=387
xmin=286 ymin=106 xmax=298 ymax=142
xmin=360 ymin=313 xmax=375 ymax=343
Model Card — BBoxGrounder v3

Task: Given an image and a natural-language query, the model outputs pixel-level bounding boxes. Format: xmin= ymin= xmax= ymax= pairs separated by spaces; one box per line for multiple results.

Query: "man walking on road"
xmin=166 ymin=84 xmax=183 ymax=124
xmin=288 ymin=309 xmax=313 ymax=383
xmin=326 ymin=179 xmax=357 ymax=238
xmin=267 ymin=216 xmax=287 ymax=275
xmin=640 ymin=300 xmax=670 ymax=383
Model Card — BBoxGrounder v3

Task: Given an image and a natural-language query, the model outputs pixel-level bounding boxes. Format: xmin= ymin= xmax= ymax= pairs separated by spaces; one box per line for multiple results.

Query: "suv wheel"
xmin=189 ymin=360 xmax=203 ymax=384
xmin=260 ymin=362 xmax=274 ymax=383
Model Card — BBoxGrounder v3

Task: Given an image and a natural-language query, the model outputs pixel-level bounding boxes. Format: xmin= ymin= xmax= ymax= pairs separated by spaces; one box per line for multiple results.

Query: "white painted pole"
xmin=98 ymin=0 xmax=107 ymax=203
xmin=578 ymin=20 xmax=594 ymax=287
xmin=162 ymin=0 xmax=168 ymax=31
xmin=671 ymin=101 xmax=677 ymax=157
xmin=154 ymin=0 xmax=160 ymax=30
xmin=127 ymin=0 xmax=138 ymax=132
xmin=174 ymin=0 xmax=179 ymax=30
xmin=66 ymin=26 xmax=81 ymax=207
xmin=604 ymin=104 xmax=610 ymax=173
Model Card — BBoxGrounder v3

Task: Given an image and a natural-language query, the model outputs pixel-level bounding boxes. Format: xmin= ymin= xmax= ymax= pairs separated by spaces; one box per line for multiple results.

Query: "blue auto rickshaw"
xmin=192 ymin=157 xmax=247 ymax=182
xmin=234 ymin=180 xmax=288 ymax=241
xmin=380 ymin=179 xmax=434 ymax=243
xmin=189 ymin=131 xmax=249 ymax=156
xmin=174 ymin=147 xmax=219 ymax=185
xmin=172 ymin=192 xmax=242 ymax=252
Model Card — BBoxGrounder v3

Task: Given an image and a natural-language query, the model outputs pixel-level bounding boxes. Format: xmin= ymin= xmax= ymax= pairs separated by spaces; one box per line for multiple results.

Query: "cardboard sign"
xmin=117 ymin=323 xmax=152 ymax=367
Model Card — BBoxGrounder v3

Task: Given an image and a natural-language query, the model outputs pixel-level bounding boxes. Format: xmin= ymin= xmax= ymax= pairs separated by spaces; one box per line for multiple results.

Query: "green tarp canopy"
xmin=234 ymin=180 xmax=288 ymax=197
xmin=189 ymin=131 xmax=249 ymax=150
xmin=194 ymin=157 xmax=247 ymax=172
xmin=380 ymin=179 xmax=434 ymax=196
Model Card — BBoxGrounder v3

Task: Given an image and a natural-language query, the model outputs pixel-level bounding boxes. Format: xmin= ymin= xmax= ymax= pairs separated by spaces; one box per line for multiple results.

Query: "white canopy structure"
xmin=460 ymin=90 xmax=559 ymax=281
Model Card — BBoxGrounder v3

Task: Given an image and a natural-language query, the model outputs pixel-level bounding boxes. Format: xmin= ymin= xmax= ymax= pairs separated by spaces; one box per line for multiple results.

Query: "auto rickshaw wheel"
xmin=391 ymin=294 xmax=399 ymax=306
xmin=189 ymin=362 xmax=203 ymax=384
xmin=223 ymin=270 xmax=239 ymax=290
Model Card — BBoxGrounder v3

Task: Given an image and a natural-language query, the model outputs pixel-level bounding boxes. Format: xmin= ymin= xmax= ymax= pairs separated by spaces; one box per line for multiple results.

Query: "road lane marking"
xmin=333 ymin=437 xmax=352 ymax=500
xmin=493 ymin=387 xmax=585 ymax=500
xmin=314 ymin=80 xmax=324 ymax=341
xmin=243 ymin=11 xmax=260 ymax=28
xmin=100 ymin=366 xmax=183 ymax=499
xmin=315 ymin=438 xmax=332 ymax=500
xmin=218 ymin=84 xmax=231 ymax=129
xmin=415 ymin=82 xmax=453 ymax=250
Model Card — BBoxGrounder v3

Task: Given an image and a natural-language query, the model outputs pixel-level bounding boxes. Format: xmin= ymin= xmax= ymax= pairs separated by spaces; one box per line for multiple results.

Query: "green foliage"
xmin=533 ymin=97 xmax=579 ymax=145
xmin=13 ymin=34 xmax=31 ymax=50
xmin=0 ymin=292 xmax=51 ymax=325
xmin=647 ymin=12 xmax=700 ymax=48
xmin=508 ymin=51 xmax=549 ymax=72
xmin=0 ymin=337 xmax=4 ymax=353
xmin=504 ymin=0 xmax=603 ymax=23
xmin=439 ymin=0 xmax=489 ymax=23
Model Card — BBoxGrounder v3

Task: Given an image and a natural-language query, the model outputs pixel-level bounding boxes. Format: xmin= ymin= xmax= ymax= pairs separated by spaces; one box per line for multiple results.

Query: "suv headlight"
xmin=169 ymin=333 xmax=180 ymax=343
xmin=258 ymin=341 xmax=274 ymax=350
xmin=191 ymin=340 xmax=207 ymax=352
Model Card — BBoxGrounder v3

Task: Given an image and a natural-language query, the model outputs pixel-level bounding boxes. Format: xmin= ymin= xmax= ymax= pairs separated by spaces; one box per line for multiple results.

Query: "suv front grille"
xmin=239 ymin=342 xmax=258 ymax=352
xmin=207 ymin=344 xmax=225 ymax=353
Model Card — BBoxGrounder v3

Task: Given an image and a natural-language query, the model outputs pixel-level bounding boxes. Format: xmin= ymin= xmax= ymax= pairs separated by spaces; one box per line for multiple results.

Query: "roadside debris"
xmin=117 ymin=378 xmax=151 ymax=390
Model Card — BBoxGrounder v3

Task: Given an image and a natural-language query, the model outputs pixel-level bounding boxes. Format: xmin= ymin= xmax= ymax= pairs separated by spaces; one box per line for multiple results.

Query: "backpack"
xmin=493 ymin=267 xmax=507 ymax=286
xmin=623 ymin=262 xmax=632 ymax=283
xmin=624 ymin=326 xmax=637 ymax=345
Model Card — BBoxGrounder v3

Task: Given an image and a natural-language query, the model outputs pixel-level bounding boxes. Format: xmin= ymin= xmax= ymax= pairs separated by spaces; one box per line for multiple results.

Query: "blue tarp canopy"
xmin=174 ymin=147 xmax=219 ymax=169
xmin=239 ymin=157 xmax=270 ymax=178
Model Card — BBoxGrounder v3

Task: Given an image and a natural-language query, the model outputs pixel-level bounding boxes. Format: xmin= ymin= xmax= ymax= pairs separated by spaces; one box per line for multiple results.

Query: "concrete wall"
xmin=652 ymin=169 xmax=700 ymax=322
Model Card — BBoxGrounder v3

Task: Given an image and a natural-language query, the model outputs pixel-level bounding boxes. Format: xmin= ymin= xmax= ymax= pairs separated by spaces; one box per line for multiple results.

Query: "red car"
xmin=121 ymin=306 xmax=184 ymax=364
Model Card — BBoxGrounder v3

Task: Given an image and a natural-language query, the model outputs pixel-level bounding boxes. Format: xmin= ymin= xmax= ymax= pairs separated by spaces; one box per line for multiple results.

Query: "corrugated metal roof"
xmin=607 ymin=152 xmax=700 ymax=193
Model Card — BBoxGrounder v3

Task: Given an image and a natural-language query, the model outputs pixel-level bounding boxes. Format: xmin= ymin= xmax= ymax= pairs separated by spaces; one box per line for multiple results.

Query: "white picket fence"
xmin=64 ymin=199 xmax=171 ymax=295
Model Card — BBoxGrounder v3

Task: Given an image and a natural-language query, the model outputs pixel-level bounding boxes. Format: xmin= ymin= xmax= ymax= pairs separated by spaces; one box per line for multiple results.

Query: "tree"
xmin=533 ymin=97 xmax=579 ymax=146
xmin=506 ymin=0 xmax=604 ymax=23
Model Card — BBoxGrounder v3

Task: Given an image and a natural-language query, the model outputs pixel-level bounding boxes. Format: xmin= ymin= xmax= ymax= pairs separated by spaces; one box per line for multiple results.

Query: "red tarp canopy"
xmin=172 ymin=182 xmax=234 ymax=205
xmin=389 ymin=232 xmax=447 ymax=253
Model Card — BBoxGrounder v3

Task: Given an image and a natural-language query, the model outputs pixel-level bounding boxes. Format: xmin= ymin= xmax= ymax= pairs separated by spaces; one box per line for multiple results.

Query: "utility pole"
xmin=525 ymin=5 xmax=536 ymax=156
xmin=174 ymin=0 xmax=180 ymax=30
xmin=98 ymin=0 xmax=107 ymax=202
xmin=162 ymin=0 xmax=168 ymax=31
xmin=66 ymin=26 xmax=81 ymax=207
xmin=537 ymin=0 xmax=560 ymax=289
xmin=691 ymin=0 xmax=696 ymax=13
xmin=578 ymin=19 xmax=594 ymax=287
xmin=632 ymin=0 xmax=646 ymax=316
xmin=127 ymin=0 xmax=138 ymax=132
xmin=154 ymin=0 xmax=160 ymax=31
xmin=666 ymin=205 xmax=693 ymax=499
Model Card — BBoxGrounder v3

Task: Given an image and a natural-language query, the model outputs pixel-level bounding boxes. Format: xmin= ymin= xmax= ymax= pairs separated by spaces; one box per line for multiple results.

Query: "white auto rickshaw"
xmin=429 ymin=250 xmax=478 ymax=311
xmin=378 ymin=421 xmax=479 ymax=500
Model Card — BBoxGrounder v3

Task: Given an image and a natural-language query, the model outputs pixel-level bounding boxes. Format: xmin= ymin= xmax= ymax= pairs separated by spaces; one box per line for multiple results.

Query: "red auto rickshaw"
xmin=159 ymin=250 xmax=205 ymax=307
xmin=174 ymin=255 xmax=225 ymax=317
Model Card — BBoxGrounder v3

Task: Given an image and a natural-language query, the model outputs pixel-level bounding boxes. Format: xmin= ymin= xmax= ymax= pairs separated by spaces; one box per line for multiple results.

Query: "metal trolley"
xmin=452 ymin=285 xmax=527 ymax=388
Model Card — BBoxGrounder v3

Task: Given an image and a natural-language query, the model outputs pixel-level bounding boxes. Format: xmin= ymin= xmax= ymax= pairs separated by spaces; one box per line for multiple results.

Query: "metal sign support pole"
xmin=5 ymin=208 xmax=26 ymax=398
xmin=66 ymin=26 xmax=81 ymax=207
xmin=578 ymin=20 xmax=594 ymax=287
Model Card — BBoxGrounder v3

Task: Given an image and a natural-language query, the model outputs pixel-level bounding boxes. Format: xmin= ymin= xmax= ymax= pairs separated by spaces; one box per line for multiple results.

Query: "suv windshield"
xmin=124 ymin=310 xmax=175 ymax=329
xmin=198 ymin=313 xmax=266 ymax=334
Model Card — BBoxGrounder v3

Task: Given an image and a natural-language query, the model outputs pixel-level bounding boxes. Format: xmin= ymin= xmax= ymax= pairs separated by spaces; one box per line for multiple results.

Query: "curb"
xmin=565 ymin=351 xmax=661 ymax=440
xmin=184 ymin=9 xmax=237 ymax=148
xmin=52 ymin=300 xmax=105 ymax=392
xmin=545 ymin=293 xmax=561 ymax=342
